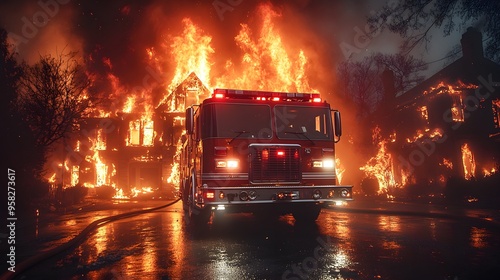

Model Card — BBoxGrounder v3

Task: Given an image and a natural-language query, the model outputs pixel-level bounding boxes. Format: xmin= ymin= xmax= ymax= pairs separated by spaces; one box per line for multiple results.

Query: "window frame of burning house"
xmin=201 ymin=103 xmax=273 ymax=140
xmin=493 ymin=99 xmax=500 ymax=128
xmin=274 ymin=105 xmax=333 ymax=140
xmin=451 ymin=94 xmax=465 ymax=122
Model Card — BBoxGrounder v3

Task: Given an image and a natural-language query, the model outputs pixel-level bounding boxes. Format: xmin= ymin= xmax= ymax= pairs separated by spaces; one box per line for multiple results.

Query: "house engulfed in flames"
xmin=373 ymin=27 xmax=500 ymax=193
xmin=52 ymin=72 xmax=209 ymax=199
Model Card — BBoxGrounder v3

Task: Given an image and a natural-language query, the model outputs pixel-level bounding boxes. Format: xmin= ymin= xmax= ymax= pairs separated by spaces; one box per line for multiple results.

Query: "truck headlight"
xmin=322 ymin=159 xmax=334 ymax=168
xmin=227 ymin=160 xmax=238 ymax=168
xmin=312 ymin=159 xmax=335 ymax=169
xmin=215 ymin=159 xmax=239 ymax=169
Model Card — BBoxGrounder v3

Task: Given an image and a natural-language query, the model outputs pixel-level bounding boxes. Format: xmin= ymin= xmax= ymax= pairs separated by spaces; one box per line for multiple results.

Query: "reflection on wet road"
xmin=19 ymin=202 xmax=500 ymax=280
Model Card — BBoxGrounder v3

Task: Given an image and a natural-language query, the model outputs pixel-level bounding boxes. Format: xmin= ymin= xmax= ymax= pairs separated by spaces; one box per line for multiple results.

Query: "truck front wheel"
xmin=291 ymin=204 xmax=321 ymax=223
xmin=185 ymin=195 xmax=212 ymax=226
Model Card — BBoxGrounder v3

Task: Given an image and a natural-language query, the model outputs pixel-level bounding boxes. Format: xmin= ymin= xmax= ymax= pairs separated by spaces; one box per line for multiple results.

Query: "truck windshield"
xmin=275 ymin=105 xmax=332 ymax=140
xmin=201 ymin=103 xmax=272 ymax=139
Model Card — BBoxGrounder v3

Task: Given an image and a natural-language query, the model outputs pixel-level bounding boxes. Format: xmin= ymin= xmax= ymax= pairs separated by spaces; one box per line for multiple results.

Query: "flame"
xmin=400 ymin=167 xmax=412 ymax=186
xmin=94 ymin=153 xmax=108 ymax=187
xmin=95 ymin=129 xmax=106 ymax=150
xmin=360 ymin=128 xmax=396 ymax=194
xmin=126 ymin=117 xmax=155 ymax=147
xmin=483 ymin=166 xmax=497 ymax=177
xmin=142 ymin=103 xmax=155 ymax=146
xmin=71 ymin=165 xmax=79 ymax=186
xmin=156 ymin=18 xmax=214 ymax=112
xmin=85 ymin=133 xmax=115 ymax=188
xmin=215 ymin=4 xmax=315 ymax=93
xmin=389 ymin=131 xmax=397 ymax=143
xmin=440 ymin=158 xmax=453 ymax=170
xmin=425 ymin=80 xmax=478 ymax=95
xmin=492 ymin=99 xmax=500 ymax=128
xmin=451 ymin=95 xmax=465 ymax=122
xmin=131 ymin=186 xmax=154 ymax=198
xmin=418 ymin=105 xmax=429 ymax=121
xmin=123 ymin=96 xmax=136 ymax=114
xmin=461 ymin=143 xmax=476 ymax=180
xmin=406 ymin=128 xmax=443 ymax=143
xmin=335 ymin=158 xmax=345 ymax=184
xmin=112 ymin=189 xmax=128 ymax=200
xmin=167 ymin=131 xmax=186 ymax=189
xmin=48 ymin=173 xmax=56 ymax=184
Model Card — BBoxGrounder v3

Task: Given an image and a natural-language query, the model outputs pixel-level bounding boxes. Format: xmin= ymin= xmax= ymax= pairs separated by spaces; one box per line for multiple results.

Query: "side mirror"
xmin=333 ymin=110 xmax=342 ymax=143
xmin=186 ymin=107 xmax=194 ymax=135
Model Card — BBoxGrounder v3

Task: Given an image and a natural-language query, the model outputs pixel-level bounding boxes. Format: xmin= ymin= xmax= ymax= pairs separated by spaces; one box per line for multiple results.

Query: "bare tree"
xmin=370 ymin=0 xmax=500 ymax=61
xmin=2 ymin=28 xmax=47 ymax=198
xmin=336 ymin=52 xmax=426 ymax=117
xmin=337 ymin=58 xmax=381 ymax=118
xmin=17 ymin=51 xmax=92 ymax=152
xmin=372 ymin=53 xmax=427 ymax=95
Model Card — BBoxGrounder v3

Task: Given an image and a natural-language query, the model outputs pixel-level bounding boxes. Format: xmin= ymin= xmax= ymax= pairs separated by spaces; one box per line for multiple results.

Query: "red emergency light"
xmin=212 ymin=88 xmax=322 ymax=102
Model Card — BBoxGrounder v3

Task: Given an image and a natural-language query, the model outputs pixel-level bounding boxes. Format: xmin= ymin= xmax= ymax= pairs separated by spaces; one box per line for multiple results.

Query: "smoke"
xmin=0 ymin=0 xmax=81 ymax=63
xmin=0 ymin=0 xmax=364 ymax=93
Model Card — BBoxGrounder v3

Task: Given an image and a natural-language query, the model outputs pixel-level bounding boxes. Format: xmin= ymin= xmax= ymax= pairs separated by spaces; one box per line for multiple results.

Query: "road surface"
xmin=6 ymin=198 xmax=500 ymax=280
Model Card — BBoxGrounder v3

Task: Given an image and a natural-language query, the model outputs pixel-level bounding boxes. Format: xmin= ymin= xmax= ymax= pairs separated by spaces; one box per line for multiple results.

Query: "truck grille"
xmin=249 ymin=145 xmax=301 ymax=183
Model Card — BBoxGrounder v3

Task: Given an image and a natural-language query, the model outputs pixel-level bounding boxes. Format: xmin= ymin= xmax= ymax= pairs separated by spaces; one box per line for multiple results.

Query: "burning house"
xmin=375 ymin=27 xmax=500 ymax=193
xmin=51 ymin=73 xmax=210 ymax=199
xmin=43 ymin=4 xmax=324 ymax=200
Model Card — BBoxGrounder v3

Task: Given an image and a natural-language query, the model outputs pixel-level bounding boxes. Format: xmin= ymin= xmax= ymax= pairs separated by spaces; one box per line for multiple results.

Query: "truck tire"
xmin=292 ymin=204 xmax=321 ymax=223
xmin=181 ymin=179 xmax=189 ymax=212
xmin=184 ymin=181 xmax=211 ymax=226
xmin=187 ymin=199 xmax=212 ymax=226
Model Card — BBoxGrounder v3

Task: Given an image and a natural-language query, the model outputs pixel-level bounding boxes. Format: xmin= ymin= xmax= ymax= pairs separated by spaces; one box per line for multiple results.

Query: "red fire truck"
xmin=180 ymin=88 xmax=353 ymax=224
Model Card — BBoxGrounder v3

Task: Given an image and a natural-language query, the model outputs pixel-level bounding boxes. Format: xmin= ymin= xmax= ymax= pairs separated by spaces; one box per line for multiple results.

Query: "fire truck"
xmin=180 ymin=88 xmax=353 ymax=224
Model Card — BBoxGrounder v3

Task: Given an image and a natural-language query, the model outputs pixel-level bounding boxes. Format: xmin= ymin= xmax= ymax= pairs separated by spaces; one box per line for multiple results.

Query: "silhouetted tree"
xmin=370 ymin=0 xmax=500 ymax=61
xmin=336 ymin=52 xmax=426 ymax=117
xmin=1 ymin=28 xmax=45 ymax=204
xmin=337 ymin=57 xmax=381 ymax=118
xmin=17 ymin=51 xmax=93 ymax=156
xmin=372 ymin=53 xmax=427 ymax=95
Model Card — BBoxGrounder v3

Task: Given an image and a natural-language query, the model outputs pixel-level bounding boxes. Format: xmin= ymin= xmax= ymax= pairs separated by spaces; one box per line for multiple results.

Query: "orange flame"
xmin=335 ymin=158 xmax=345 ymax=185
xmin=440 ymin=158 xmax=453 ymax=170
xmin=215 ymin=4 xmax=315 ymax=93
xmin=167 ymin=130 xmax=186 ymax=189
xmin=461 ymin=143 xmax=476 ymax=180
xmin=406 ymin=128 xmax=443 ymax=143
xmin=157 ymin=18 xmax=214 ymax=112
xmin=425 ymin=80 xmax=478 ymax=95
xmin=360 ymin=128 xmax=396 ymax=194
xmin=123 ymin=96 xmax=136 ymax=114
xmin=482 ymin=166 xmax=497 ymax=177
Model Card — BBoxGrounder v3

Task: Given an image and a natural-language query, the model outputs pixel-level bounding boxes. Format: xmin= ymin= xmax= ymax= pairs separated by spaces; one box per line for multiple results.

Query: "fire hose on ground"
xmin=1 ymin=198 xmax=181 ymax=280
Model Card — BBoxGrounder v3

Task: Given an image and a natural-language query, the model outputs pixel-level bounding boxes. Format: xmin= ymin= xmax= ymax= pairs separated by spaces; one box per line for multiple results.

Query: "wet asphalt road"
xmin=10 ymin=200 xmax=500 ymax=280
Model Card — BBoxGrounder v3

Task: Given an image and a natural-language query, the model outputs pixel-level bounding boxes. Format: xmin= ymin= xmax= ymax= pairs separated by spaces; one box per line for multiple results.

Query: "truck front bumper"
xmin=195 ymin=185 xmax=353 ymax=207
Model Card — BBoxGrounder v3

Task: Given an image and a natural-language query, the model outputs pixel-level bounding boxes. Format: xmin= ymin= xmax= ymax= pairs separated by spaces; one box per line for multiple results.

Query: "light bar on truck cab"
xmin=213 ymin=88 xmax=322 ymax=102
